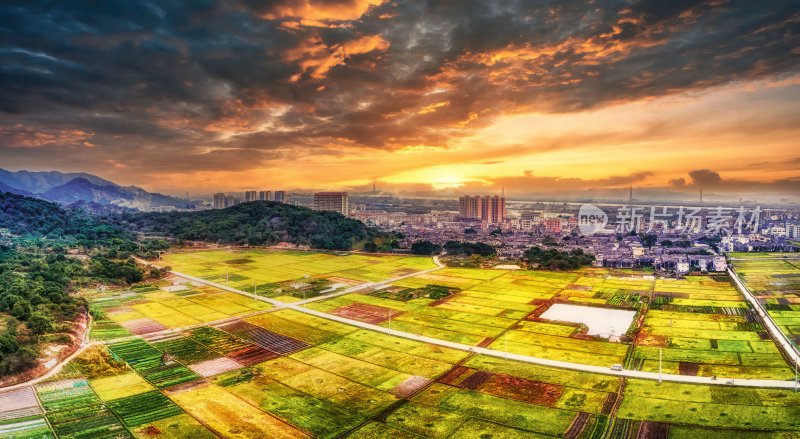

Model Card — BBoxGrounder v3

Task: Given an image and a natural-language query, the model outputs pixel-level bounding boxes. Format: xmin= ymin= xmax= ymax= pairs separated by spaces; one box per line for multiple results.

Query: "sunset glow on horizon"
xmin=1 ymin=1 xmax=798 ymax=200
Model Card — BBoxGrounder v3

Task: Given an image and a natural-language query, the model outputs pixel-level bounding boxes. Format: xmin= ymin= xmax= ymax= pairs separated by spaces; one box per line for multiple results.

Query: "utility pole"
xmin=795 ymin=358 xmax=798 ymax=393
xmin=659 ymin=348 xmax=663 ymax=383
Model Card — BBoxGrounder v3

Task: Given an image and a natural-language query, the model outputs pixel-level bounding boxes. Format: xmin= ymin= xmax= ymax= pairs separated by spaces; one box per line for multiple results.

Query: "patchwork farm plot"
xmin=4 ymin=249 xmax=800 ymax=438
xmin=160 ymin=249 xmax=436 ymax=300
xmin=83 ymin=277 xmax=272 ymax=340
xmin=731 ymin=256 xmax=800 ymax=347
xmin=307 ymin=268 xmax=641 ymax=365
xmin=307 ymin=265 xmax=795 ymax=377
xmin=633 ymin=275 xmax=794 ymax=379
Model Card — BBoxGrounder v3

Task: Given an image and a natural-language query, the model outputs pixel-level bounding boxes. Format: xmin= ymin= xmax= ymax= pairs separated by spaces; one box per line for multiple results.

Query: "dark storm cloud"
xmin=1 ymin=0 xmax=799 ymax=175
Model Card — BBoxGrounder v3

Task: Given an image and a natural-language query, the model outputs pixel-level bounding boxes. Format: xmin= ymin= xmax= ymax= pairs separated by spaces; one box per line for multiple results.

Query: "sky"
xmin=1 ymin=0 xmax=799 ymax=200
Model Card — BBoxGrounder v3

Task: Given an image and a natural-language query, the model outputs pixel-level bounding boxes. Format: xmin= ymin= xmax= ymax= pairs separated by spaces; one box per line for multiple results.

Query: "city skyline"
xmin=1 ymin=1 xmax=799 ymax=200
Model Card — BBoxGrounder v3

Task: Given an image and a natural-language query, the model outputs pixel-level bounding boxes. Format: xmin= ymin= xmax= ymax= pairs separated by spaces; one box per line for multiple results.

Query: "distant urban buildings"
xmin=313 ymin=192 xmax=348 ymax=215
xmin=224 ymin=195 xmax=238 ymax=208
xmin=458 ymin=193 xmax=507 ymax=224
xmin=213 ymin=192 xmax=226 ymax=209
xmin=212 ymin=189 xmax=288 ymax=209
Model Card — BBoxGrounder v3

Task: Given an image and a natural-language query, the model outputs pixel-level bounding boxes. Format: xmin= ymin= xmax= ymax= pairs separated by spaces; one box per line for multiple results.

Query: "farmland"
xmin=161 ymin=249 xmax=436 ymax=300
xmin=82 ymin=278 xmax=273 ymax=341
xmin=2 ymin=249 xmax=800 ymax=438
xmin=729 ymin=255 xmax=800 ymax=348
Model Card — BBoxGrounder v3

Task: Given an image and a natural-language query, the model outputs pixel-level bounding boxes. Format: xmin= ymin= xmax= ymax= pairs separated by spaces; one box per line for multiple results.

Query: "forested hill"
xmin=0 ymin=191 xmax=129 ymax=243
xmin=119 ymin=201 xmax=385 ymax=250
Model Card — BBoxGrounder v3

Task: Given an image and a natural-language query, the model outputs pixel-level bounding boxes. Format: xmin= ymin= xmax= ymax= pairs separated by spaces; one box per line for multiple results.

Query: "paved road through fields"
xmin=165 ymin=264 xmax=800 ymax=390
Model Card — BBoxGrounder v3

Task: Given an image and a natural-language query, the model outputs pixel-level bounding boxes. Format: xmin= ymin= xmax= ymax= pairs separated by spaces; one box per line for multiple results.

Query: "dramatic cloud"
xmin=0 ymin=0 xmax=798 ymax=196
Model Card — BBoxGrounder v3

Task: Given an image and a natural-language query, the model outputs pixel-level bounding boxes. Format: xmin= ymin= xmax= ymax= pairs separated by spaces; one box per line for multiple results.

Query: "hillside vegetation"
xmin=120 ymin=201 xmax=388 ymax=250
xmin=0 ymin=191 xmax=129 ymax=244
xmin=0 ymin=192 xmax=164 ymax=378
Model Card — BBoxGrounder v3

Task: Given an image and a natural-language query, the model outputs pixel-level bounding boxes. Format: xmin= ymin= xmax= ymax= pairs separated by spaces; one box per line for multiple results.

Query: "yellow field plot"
xmin=391 ymin=313 xmax=505 ymax=338
xmin=515 ymin=320 xmax=577 ymax=337
xmin=434 ymin=300 xmax=509 ymax=317
xmin=645 ymin=318 xmax=724 ymax=330
xmin=174 ymin=304 xmax=219 ymax=318
xmin=645 ymin=310 xmax=742 ymax=322
xmin=645 ymin=326 xmax=762 ymax=341
xmin=291 ymin=348 xmax=412 ymax=391
xmin=143 ymin=291 xmax=181 ymax=301
xmin=107 ymin=309 xmax=145 ymax=322
xmin=346 ymin=329 xmax=469 ymax=364
xmin=188 ymin=296 xmax=252 ymax=315
xmin=559 ymin=288 xmax=596 ymax=298
xmin=406 ymin=273 xmax=483 ymax=288
xmin=567 ymin=297 xmax=607 ymax=305
xmin=500 ymin=330 xmax=630 ymax=358
xmin=391 ymin=277 xmax=435 ymax=289
xmin=133 ymin=302 xmax=177 ymax=317
xmin=384 ymin=320 xmax=486 ymax=345
xmin=90 ymin=372 xmax=154 ymax=401
xmin=670 ymin=298 xmax=747 ymax=308
xmin=163 ymin=250 xmax=435 ymax=287
xmin=448 ymin=295 xmax=536 ymax=312
xmin=272 ymin=295 xmax=303 ymax=303
xmin=166 ymin=382 xmax=307 ymax=438
xmin=420 ymin=308 xmax=516 ymax=328
xmin=496 ymin=339 xmax=624 ymax=367
xmin=468 ymin=283 xmax=556 ymax=298
xmin=459 ymin=290 xmax=538 ymax=304
xmin=434 ymin=268 xmax=506 ymax=280
xmin=339 ymin=293 xmax=416 ymax=311
xmin=153 ymin=312 xmax=202 ymax=328
xmin=274 ymin=309 xmax=358 ymax=335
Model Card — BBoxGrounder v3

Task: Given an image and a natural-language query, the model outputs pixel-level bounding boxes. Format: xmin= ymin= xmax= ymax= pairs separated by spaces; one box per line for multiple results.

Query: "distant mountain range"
xmin=0 ymin=169 xmax=190 ymax=210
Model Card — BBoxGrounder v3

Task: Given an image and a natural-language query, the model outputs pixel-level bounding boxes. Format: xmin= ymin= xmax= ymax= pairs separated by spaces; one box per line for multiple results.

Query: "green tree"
xmin=411 ymin=241 xmax=441 ymax=255
xmin=27 ymin=312 xmax=54 ymax=335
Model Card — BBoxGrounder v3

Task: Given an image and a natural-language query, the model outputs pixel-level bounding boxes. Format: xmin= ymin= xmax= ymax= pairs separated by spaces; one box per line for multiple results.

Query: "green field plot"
xmin=107 ymin=390 xmax=183 ymax=427
xmin=189 ymin=326 xmax=251 ymax=353
xmin=219 ymin=372 xmax=365 ymax=437
xmin=0 ymin=416 xmax=55 ymax=439
xmin=131 ymin=413 xmax=216 ymax=439
xmin=317 ymin=334 xmax=458 ymax=377
xmin=153 ymin=336 xmax=223 ymax=364
xmin=36 ymin=379 xmax=130 ymax=438
xmin=257 ymin=357 xmax=400 ymax=415
xmin=108 ymin=339 xmax=200 ymax=388
xmin=618 ymin=379 xmax=800 ymax=430
xmin=634 ymin=275 xmax=794 ymax=379
xmin=732 ymin=258 xmax=800 ymax=348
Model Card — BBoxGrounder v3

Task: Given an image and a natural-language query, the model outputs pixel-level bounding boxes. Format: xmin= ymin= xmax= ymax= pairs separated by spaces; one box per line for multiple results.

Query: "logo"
xmin=578 ymin=204 xmax=608 ymax=236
